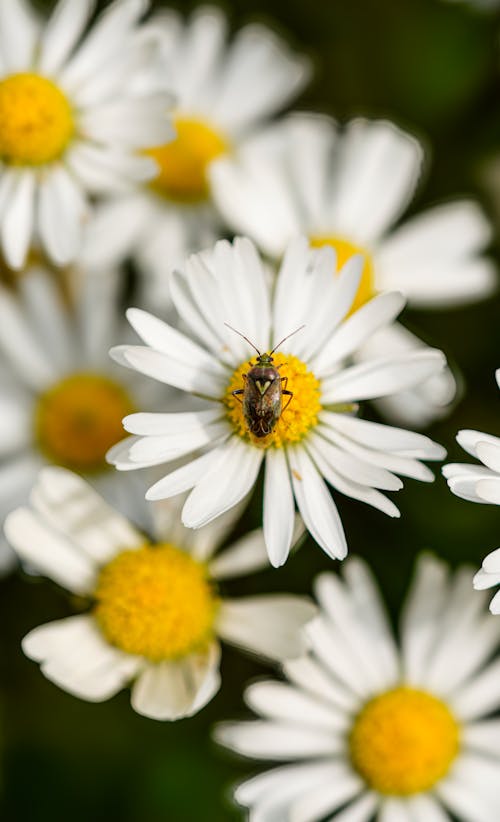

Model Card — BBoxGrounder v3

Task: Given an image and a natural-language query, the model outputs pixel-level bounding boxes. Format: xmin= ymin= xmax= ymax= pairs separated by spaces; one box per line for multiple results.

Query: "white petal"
xmin=209 ymin=519 xmax=302 ymax=580
xmin=23 ymin=614 xmax=140 ymax=701
xmin=313 ymin=292 xmax=406 ymax=375
xmin=263 ymin=448 xmax=295 ymax=567
xmin=37 ymin=168 xmax=87 ymax=265
xmin=400 ymin=554 xmax=449 ymax=683
xmin=60 ymin=0 xmax=148 ymax=90
xmin=30 ymin=467 xmax=143 ymax=564
xmin=38 ymin=0 xmax=95 ymax=75
xmin=321 ymin=350 xmax=447 ymax=404
xmin=326 ymin=119 xmax=422 ymax=243
xmin=244 ymin=680 xmax=347 ymax=732
xmin=1 ymin=171 xmax=35 ymax=269
xmin=215 ymin=720 xmax=339 ymax=760
xmin=288 ymin=446 xmax=347 ymax=560
xmin=0 ymin=0 xmax=38 ymax=72
xmin=330 ymin=793 xmax=379 ymax=822
xmin=451 ymin=658 xmax=500 ymax=720
xmin=182 ymin=438 xmax=263 ymax=529
xmin=4 ymin=507 xmax=96 ymax=594
xmin=210 ymin=24 xmax=311 ymax=134
xmin=131 ymin=643 xmax=221 ymax=720
xmin=283 ymin=654 xmax=359 ymax=713
xmin=113 ymin=344 xmax=224 ymax=398
xmin=145 ymin=447 xmax=229 ymax=501
xmin=289 ymin=768 xmax=363 ymax=822
xmin=377 ymin=200 xmax=495 ymax=307
xmin=217 ymin=595 xmax=316 ymax=661
xmin=476 ymin=477 xmax=500 ymax=504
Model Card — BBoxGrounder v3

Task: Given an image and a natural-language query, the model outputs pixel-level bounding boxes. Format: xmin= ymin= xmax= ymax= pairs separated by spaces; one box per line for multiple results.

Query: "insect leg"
xmin=232 ymin=389 xmax=244 ymax=405
xmin=282 ymin=389 xmax=293 ymax=413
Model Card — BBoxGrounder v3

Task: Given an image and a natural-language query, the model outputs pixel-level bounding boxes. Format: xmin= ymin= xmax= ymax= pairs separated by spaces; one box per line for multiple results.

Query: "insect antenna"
xmin=270 ymin=325 xmax=306 ymax=355
xmin=224 ymin=322 xmax=261 ymax=356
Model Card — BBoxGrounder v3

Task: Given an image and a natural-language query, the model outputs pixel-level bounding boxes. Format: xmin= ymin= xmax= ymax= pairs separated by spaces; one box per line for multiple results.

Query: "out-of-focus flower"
xmin=108 ymin=236 xmax=446 ymax=567
xmin=444 ymin=369 xmax=500 ymax=614
xmin=216 ymin=554 xmax=500 ymax=821
xmin=5 ymin=467 xmax=315 ymax=720
xmin=0 ymin=0 xmax=173 ymax=269
xmin=82 ymin=6 xmax=310 ymax=307
xmin=210 ymin=115 xmax=496 ymax=427
xmin=0 ymin=267 xmax=162 ymax=567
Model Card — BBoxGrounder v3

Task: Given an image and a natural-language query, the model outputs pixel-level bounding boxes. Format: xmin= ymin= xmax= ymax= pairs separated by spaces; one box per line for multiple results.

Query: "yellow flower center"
xmin=94 ymin=544 xmax=219 ymax=661
xmin=310 ymin=235 xmax=375 ymax=314
xmin=349 ymin=687 xmax=460 ymax=796
xmin=144 ymin=116 xmax=229 ymax=203
xmin=225 ymin=352 xmax=321 ymax=448
xmin=0 ymin=73 xmax=74 ymax=165
xmin=34 ymin=373 xmax=134 ymax=473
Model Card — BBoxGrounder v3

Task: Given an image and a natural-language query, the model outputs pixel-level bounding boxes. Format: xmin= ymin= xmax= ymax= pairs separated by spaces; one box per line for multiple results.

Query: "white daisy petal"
xmin=288 ymin=767 xmax=363 ymax=822
xmin=131 ymin=643 xmax=221 ymax=720
xmin=182 ymin=439 xmax=263 ymax=529
xmin=1 ymin=170 xmax=35 ymax=270
xmin=37 ymin=167 xmax=87 ymax=265
xmin=378 ymin=798 xmax=414 ymax=822
xmin=30 ymin=468 xmax=143 ymax=564
xmin=326 ymin=119 xmax=422 ymax=243
xmin=215 ymin=721 xmax=339 ymax=760
xmin=23 ymin=614 xmax=141 ymax=701
xmin=283 ymin=655 xmax=359 ymax=713
xmin=145 ymin=447 xmax=229 ymax=501
xmin=211 ymin=24 xmax=311 ymax=135
xmin=377 ymin=201 xmax=496 ymax=307
xmin=60 ymin=0 xmax=148 ymax=90
xmin=289 ymin=446 xmax=347 ymax=560
xmin=0 ymin=0 xmax=38 ymax=72
xmin=321 ymin=350 xmax=446 ymax=404
xmin=244 ymin=681 xmax=348 ymax=733
xmin=216 ymin=595 xmax=316 ymax=661
xmin=312 ymin=292 xmax=406 ymax=375
xmin=331 ymin=793 xmax=380 ymax=822
xmin=263 ymin=448 xmax=296 ymax=568
xmin=209 ymin=517 xmax=303 ymax=580
xmin=4 ymin=506 xmax=96 ymax=594
xmin=38 ymin=0 xmax=95 ymax=75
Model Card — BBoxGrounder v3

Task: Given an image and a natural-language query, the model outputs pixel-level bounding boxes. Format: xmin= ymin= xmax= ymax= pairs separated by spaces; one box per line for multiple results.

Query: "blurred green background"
xmin=1 ymin=0 xmax=500 ymax=819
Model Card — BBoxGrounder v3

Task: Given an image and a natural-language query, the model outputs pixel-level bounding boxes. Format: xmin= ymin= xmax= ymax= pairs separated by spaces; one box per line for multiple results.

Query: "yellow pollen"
xmin=94 ymin=543 xmax=219 ymax=661
xmin=310 ymin=235 xmax=375 ymax=315
xmin=144 ymin=116 xmax=229 ymax=203
xmin=349 ymin=687 xmax=460 ymax=796
xmin=225 ymin=352 xmax=321 ymax=448
xmin=0 ymin=73 xmax=74 ymax=165
xmin=34 ymin=372 xmax=134 ymax=473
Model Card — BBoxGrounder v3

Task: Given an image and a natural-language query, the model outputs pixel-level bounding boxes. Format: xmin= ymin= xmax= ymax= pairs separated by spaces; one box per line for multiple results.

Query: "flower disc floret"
xmin=0 ymin=73 xmax=74 ymax=165
xmin=145 ymin=116 xmax=228 ymax=203
xmin=94 ymin=544 xmax=219 ymax=661
xmin=34 ymin=373 xmax=134 ymax=473
xmin=349 ymin=686 xmax=460 ymax=795
xmin=225 ymin=352 xmax=321 ymax=448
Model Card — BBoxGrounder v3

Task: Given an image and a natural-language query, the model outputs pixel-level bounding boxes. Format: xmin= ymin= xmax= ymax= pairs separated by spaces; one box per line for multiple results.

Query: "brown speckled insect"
xmin=225 ymin=323 xmax=305 ymax=438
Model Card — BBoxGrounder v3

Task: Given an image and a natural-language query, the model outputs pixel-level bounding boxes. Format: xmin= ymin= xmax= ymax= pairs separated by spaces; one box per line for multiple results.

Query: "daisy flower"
xmin=210 ymin=114 xmax=496 ymax=427
xmin=0 ymin=0 xmax=173 ymax=269
xmin=443 ymin=369 xmax=500 ymax=613
xmin=109 ymin=236 xmax=446 ymax=567
xmin=0 ymin=266 xmax=163 ymax=565
xmin=216 ymin=554 xmax=500 ymax=822
xmin=82 ymin=6 xmax=310 ymax=307
xmin=4 ymin=466 xmax=315 ymax=720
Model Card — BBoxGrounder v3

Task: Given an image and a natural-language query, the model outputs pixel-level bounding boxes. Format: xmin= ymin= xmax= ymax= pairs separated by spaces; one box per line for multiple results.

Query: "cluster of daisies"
xmin=0 ymin=0 xmax=499 ymax=819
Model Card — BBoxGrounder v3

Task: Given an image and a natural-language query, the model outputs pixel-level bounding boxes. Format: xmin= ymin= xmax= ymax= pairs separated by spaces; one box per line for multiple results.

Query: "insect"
xmin=225 ymin=323 xmax=305 ymax=438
